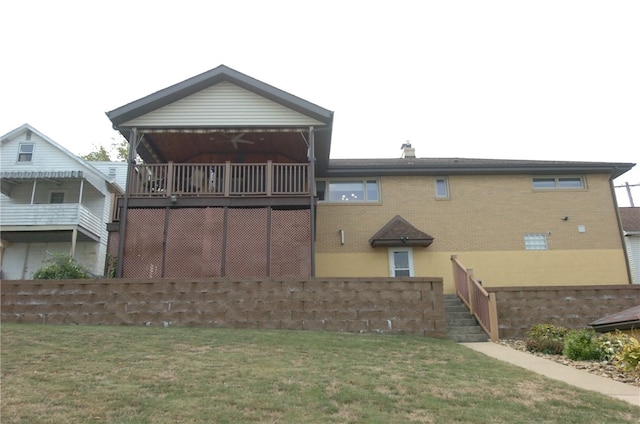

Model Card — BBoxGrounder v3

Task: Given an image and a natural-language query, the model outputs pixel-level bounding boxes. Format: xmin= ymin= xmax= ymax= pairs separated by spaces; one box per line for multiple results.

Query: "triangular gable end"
xmin=369 ymin=215 xmax=435 ymax=247
xmin=121 ymin=81 xmax=326 ymax=128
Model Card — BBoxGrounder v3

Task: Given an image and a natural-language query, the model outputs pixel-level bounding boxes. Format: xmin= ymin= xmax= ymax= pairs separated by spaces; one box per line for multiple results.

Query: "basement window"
xmin=524 ymin=233 xmax=548 ymax=250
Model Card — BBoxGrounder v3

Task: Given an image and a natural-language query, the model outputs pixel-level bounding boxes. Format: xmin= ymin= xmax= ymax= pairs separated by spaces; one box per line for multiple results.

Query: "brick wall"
xmin=488 ymin=285 xmax=640 ymax=339
xmin=0 ymin=277 xmax=447 ymax=337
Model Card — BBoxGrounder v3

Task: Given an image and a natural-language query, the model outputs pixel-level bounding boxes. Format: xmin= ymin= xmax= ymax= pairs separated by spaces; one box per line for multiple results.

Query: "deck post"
xmin=488 ymin=292 xmax=499 ymax=341
xmin=266 ymin=160 xmax=273 ymax=196
xmin=466 ymin=267 xmax=475 ymax=315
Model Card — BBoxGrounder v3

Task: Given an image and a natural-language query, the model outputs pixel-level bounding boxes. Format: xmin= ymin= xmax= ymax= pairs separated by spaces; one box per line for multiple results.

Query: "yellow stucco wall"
xmin=315 ymin=172 xmax=630 ymax=292
xmin=316 ymin=249 xmax=629 ymax=294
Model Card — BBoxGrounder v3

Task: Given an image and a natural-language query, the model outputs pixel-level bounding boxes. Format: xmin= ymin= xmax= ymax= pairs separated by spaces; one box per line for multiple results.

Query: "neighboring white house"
xmin=620 ymin=207 xmax=640 ymax=284
xmin=0 ymin=124 xmax=124 ymax=279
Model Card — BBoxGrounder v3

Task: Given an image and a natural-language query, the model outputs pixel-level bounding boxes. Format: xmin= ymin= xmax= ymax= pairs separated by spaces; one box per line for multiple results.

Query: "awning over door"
xmin=368 ymin=215 xmax=434 ymax=248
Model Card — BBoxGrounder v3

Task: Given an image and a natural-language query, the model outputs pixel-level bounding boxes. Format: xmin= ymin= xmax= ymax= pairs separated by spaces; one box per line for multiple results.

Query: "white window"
xmin=17 ymin=143 xmax=34 ymax=162
xmin=524 ymin=233 xmax=548 ymax=250
xmin=316 ymin=179 xmax=379 ymax=202
xmin=532 ymin=177 xmax=585 ymax=189
xmin=388 ymin=247 xmax=414 ymax=277
xmin=50 ymin=192 xmax=65 ymax=204
xmin=435 ymin=177 xmax=450 ymax=199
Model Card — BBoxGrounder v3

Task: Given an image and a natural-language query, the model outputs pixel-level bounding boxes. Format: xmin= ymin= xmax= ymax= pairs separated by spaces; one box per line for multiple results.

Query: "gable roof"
xmin=105 ymin=64 xmax=334 ymax=171
xmin=323 ymin=157 xmax=635 ymax=179
xmin=369 ymin=215 xmax=434 ymax=247
xmin=0 ymin=124 xmax=123 ymax=194
xmin=106 ymin=65 xmax=333 ymax=127
xmin=619 ymin=207 xmax=640 ymax=234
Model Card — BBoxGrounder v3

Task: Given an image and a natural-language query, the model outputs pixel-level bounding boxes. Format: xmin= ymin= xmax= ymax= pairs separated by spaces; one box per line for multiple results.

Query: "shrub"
xmin=33 ymin=253 xmax=92 ymax=280
xmin=562 ymin=329 xmax=603 ymax=361
xmin=596 ymin=331 xmax=630 ymax=361
xmin=611 ymin=335 xmax=640 ymax=376
xmin=525 ymin=324 xmax=569 ymax=355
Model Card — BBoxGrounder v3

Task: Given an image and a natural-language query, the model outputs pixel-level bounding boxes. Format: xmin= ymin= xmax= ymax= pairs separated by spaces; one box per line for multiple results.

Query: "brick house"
xmin=105 ymin=65 xmax=635 ymax=293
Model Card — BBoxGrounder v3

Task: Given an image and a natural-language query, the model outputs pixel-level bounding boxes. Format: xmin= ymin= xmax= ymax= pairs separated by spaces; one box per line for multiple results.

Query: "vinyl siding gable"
xmin=122 ymin=81 xmax=325 ymax=127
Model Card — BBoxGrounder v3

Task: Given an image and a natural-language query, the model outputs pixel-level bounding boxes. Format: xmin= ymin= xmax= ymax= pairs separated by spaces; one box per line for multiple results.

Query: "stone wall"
xmin=489 ymin=285 xmax=640 ymax=339
xmin=0 ymin=277 xmax=447 ymax=337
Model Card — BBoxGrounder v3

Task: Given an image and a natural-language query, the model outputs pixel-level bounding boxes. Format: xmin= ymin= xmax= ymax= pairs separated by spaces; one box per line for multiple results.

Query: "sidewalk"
xmin=461 ymin=342 xmax=640 ymax=407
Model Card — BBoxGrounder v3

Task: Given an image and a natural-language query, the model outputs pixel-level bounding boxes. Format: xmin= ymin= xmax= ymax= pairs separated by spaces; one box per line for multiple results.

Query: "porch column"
xmin=116 ymin=128 xmax=140 ymax=278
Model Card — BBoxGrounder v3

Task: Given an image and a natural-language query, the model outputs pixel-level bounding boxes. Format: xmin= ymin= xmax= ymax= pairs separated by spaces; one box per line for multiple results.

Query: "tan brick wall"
xmin=0 ymin=277 xmax=447 ymax=337
xmin=488 ymin=285 xmax=640 ymax=339
xmin=315 ymin=173 xmax=629 ymax=290
xmin=316 ymin=173 xmax=622 ymax=253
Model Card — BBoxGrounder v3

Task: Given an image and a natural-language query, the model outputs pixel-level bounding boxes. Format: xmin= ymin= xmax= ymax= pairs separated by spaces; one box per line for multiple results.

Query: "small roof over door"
xmin=369 ymin=215 xmax=434 ymax=248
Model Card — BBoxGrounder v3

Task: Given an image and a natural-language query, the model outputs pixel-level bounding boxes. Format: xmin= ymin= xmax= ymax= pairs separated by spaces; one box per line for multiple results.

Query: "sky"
xmin=1 ymin=1 xmax=639 ymax=206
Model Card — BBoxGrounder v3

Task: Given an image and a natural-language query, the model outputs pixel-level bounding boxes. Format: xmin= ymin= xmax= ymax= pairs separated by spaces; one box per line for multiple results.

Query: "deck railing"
xmin=451 ymin=255 xmax=499 ymax=341
xmin=128 ymin=161 xmax=309 ymax=197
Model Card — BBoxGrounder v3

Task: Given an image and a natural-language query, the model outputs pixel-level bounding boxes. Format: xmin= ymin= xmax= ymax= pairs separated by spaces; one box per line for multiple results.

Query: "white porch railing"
xmin=0 ymin=204 xmax=102 ymax=237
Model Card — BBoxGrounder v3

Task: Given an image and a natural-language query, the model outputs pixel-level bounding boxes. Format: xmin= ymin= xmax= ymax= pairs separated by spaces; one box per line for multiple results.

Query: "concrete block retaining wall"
xmin=489 ymin=285 xmax=640 ymax=339
xmin=0 ymin=277 xmax=447 ymax=337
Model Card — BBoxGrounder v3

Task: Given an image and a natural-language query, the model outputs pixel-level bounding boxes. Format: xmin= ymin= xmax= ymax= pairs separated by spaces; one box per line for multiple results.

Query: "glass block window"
xmin=524 ymin=233 xmax=548 ymax=250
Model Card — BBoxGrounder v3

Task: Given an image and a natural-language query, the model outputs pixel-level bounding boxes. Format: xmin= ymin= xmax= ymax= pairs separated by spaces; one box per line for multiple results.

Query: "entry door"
xmin=388 ymin=247 xmax=414 ymax=277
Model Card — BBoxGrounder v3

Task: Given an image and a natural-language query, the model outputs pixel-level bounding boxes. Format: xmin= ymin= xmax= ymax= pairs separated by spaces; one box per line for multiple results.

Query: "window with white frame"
xmin=316 ymin=179 xmax=380 ymax=202
xmin=17 ymin=143 xmax=34 ymax=162
xmin=532 ymin=176 xmax=585 ymax=189
xmin=435 ymin=177 xmax=450 ymax=199
xmin=388 ymin=247 xmax=414 ymax=277
xmin=50 ymin=192 xmax=65 ymax=204
xmin=524 ymin=233 xmax=548 ymax=250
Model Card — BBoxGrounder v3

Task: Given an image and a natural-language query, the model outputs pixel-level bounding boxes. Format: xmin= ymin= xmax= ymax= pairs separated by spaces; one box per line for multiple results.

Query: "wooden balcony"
xmin=129 ymin=161 xmax=310 ymax=198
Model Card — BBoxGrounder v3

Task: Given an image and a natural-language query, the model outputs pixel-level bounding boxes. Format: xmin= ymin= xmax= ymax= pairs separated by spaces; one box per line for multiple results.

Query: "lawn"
xmin=1 ymin=324 xmax=638 ymax=423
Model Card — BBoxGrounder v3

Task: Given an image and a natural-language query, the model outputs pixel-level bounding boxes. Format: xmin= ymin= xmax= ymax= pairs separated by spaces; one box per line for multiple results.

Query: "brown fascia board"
xmin=105 ymin=64 xmax=334 ymax=129
xmin=319 ymin=158 xmax=635 ymax=179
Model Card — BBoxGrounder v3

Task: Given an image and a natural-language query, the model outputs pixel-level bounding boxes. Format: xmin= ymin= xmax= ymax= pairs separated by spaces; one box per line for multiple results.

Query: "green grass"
xmin=1 ymin=324 xmax=638 ymax=423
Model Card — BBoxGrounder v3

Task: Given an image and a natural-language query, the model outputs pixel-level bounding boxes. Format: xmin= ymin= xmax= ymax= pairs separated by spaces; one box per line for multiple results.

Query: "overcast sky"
xmin=2 ymin=1 xmax=639 ymax=205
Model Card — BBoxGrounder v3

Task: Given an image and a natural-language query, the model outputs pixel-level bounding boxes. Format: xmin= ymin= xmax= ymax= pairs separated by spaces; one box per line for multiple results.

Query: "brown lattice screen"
xmin=270 ymin=209 xmax=311 ymax=276
xmin=164 ymin=208 xmax=224 ymax=278
xmin=225 ymin=208 xmax=268 ymax=277
xmin=123 ymin=209 xmax=165 ymax=278
xmin=117 ymin=206 xmax=311 ymax=278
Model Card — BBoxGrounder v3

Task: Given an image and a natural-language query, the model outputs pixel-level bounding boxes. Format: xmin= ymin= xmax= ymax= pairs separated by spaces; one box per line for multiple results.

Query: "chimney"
xmin=401 ymin=141 xmax=415 ymax=158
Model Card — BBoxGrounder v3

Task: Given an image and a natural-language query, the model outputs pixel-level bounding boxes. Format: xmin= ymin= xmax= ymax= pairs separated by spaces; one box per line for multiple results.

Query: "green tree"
xmin=80 ymin=145 xmax=111 ymax=161
xmin=80 ymin=137 xmax=130 ymax=162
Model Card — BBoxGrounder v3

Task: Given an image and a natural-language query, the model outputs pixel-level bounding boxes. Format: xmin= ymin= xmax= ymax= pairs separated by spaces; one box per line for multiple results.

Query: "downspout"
xmin=116 ymin=127 xmax=138 ymax=278
xmin=309 ymin=126 xmax=316 ymax=276
xmin=611 ymin=174 xmax=633 ymax=284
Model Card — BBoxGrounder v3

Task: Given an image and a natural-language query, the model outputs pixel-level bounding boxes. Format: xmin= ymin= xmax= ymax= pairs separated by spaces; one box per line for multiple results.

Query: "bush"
xmin=525 ymin=324 xmax=569 ymax=354
xmin=611 ymin=335 xmax=640 ymax=376
xmin=33 ymin=253 xmax=93 ymax=280
xmin=596 ymin=331 xmax=630 ymax=361
xmin=562 ymin=329 xmax=603 ymax=361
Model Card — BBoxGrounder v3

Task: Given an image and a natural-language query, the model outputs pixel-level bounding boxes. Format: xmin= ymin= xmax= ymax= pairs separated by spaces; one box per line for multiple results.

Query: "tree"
xmin=80 ymin=145 xmax=111 ymax=161
xmin=80 ymin=137 xmax=130 ymax=162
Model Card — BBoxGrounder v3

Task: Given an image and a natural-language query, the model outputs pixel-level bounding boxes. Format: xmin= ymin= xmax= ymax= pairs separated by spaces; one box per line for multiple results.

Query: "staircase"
xmin=444 ymin=294 xmax=489 ymax=343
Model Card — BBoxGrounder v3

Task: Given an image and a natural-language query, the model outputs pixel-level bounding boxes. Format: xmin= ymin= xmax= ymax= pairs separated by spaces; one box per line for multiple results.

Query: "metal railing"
xmin=451 ymin=255 xmax=499 ymax=341
xmin=128 ymin=161 xmax=309 ymax=197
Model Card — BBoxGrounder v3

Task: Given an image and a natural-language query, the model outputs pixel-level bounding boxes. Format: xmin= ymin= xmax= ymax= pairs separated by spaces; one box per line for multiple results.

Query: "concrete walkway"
xmin=461 ymin=342 xmax=640 ymax=407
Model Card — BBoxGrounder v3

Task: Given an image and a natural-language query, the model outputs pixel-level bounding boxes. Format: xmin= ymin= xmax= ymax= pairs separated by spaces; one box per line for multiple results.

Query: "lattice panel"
xmin=164 ymin=208 xmax=224 ymax=277
xmin=225 ymin=208 xmax=268 ymax=277
xmin=123 ymin=209 xmax=165 ymax=278
xmin=270 ymin=209 xmax=311 ymax=276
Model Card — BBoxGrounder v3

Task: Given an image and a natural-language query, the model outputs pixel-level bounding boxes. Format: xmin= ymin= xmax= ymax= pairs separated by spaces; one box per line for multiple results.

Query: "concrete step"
xmin=444 ymin=294 xmax=489 ymax=343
